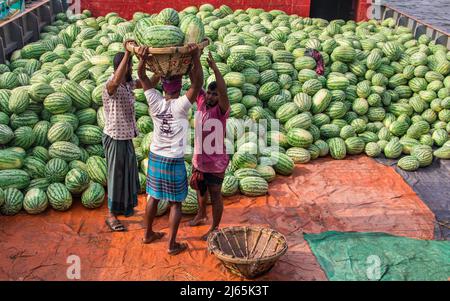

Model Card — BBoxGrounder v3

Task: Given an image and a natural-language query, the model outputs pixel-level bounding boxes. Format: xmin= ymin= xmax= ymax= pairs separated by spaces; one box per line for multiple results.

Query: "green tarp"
xmin=304 ymin=231 xmax=450 ymax=281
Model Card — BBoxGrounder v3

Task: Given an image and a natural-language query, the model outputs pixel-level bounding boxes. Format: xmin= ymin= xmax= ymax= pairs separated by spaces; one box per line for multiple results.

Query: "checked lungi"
xmin=146 ymin=152 xmax=188 ymax=202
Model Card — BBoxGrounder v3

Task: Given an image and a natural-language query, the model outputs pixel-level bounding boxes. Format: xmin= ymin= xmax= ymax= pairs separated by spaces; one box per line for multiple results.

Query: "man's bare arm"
xmin=186 ymin=44 xmax=203 ymax=104
xmin=207 ymin=52 xmax=229 ymax=114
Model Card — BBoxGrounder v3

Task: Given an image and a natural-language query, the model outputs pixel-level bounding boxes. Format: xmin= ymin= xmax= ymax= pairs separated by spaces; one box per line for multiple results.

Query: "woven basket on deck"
xmin=125 ymin=39 xmax=209 ymax=78
xmin=207 ymin=226 xmax=288 ymax=279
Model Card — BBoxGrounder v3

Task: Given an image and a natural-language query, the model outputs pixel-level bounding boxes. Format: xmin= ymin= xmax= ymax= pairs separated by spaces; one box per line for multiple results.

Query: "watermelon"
xmin=44 ymin=92 xmax=72 ymax=114
xmin=328 ymin=137 xmax=347 ymax=160
xmin=136 ymin=25 xmax=184 ymax=47
xmin=231 ymin=151 xmax=258 ymax=170
xmin=182 ymin=188 xmax=199 ymax=214
xmin=29 ymin=83 xmax=55 ymax=102
xmin=47 ymin=122 xmax=74 ymax=143
xmin=270 ymin=152 xmax=295 ymax=176
xmin=434 ymin=146 xmax=450 ymax=159
xmin=76 ymin=108 xmax=97 ymax=126
xmin=48 ymin=142 xmax=81 ymax=162
xmin=23 ymin=188 xmax=48 ymax=214
xmin=234 ymin=168 xmax=262 ymax=180
xmin=76 ymin=125 xmax=103 ymax=145
xmin=81 ymin=182 xmax=105 ymax=209
xmin=398 ymin=156 xmax=420 ymax=171
xmin=47 ymin=183 xmax=72 ymax=211
xmin=255 ymin=165 xmax=276 ymax=182
xmin=23 ymin=156 xmax=46 ymax=178
xmin=0 ymin=188 xmax=24 ymax=215
xmin=384 ymin=138 xmax=403 ymax=159
xmin=0 ymin=148 xmax=24 ymax=170
xmin=221 ymin=175 xmax=239 ymax=197
xmin=287 ymin=128 xmax=313 ymax=148
xmin=411 ymin=145 xmax=433 ymax=167
xmin=0 ymin=169 xmax=30 ymax=190
xmin=61 ymin=81 xmax=91 ymax=109
xmin=86 ymin=156 xmax=107 ymax=186
xmin=286 ymin=147 xmax=311 ymax=164
xmin=65 ymin=168 xmax=90 ymax=194
xmin=238 ymin=175 xmax=268 ymax=197
xmin=9 ymin=88 xmax=30 ymax=114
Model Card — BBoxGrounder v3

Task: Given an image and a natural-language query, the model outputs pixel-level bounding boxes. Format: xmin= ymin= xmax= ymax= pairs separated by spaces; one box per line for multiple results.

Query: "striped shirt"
xmin=102 ymin=75 xmax=139 ymax=140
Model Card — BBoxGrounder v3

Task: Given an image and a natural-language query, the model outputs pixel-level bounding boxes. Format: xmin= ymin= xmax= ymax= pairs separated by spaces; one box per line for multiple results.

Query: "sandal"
xmin=142 ymin=232 xmax=165 ymax=244
xmin=105 ymin=218 xmax=126 ymax=232
xmin=168 ymin=242 xmax=188 ymax=256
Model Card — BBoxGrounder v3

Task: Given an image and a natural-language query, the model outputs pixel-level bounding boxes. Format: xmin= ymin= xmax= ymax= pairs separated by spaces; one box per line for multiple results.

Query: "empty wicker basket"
xmin=207 ymin=226 xmax=288 ymax=279
xmin=125 ymin=39 xmax=210 ymax=78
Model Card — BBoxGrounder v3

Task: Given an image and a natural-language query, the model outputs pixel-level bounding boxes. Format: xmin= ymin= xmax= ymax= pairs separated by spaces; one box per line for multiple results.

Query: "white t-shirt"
xmin=144 ymin=89 xmax=192 ymax=158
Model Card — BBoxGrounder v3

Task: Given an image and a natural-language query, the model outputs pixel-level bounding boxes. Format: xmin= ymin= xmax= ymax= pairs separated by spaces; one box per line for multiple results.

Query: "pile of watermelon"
xmin=1 ymin=4 xmax=450 ymax=217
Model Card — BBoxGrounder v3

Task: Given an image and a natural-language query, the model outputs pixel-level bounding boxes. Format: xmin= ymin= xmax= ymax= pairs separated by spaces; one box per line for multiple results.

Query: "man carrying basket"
xmin=136 ymin=43 xmax=203 ymax=255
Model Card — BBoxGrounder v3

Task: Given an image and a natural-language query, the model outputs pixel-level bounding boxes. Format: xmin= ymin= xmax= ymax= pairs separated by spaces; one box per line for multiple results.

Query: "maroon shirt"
xmin=192 ymin=90 xmax=230 ymax=173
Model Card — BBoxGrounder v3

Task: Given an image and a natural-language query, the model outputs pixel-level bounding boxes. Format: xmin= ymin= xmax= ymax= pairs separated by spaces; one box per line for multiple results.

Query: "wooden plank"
xmin=0 ymin=0 xmax=50 ymax=28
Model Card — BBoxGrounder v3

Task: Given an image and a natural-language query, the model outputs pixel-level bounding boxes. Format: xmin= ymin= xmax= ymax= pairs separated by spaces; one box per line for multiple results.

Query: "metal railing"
xmin=378 ymin=4 xmax=450 ymax=49
xmin=0 ymin=0 xmax=64 ymax=63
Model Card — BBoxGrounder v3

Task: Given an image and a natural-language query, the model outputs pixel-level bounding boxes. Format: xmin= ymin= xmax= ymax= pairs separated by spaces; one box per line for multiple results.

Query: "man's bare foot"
xmin=168 ymin=242 xmax=188 ymax=255
xmin=142 ymin=232 xmax=165 ymax=244
xmin=189 ymin=216 xmax=208 ymax=227
xmin=201 ymin=228 xmax=217 ymax=241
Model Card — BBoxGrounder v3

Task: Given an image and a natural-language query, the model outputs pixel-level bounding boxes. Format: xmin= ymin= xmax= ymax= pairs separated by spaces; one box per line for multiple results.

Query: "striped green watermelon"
xmin=45 ymin=158 xmax=69 ymax=183
xmin=286 ymin=147 xmax=311 ymax=164
xmin=47 ymin=122 xmax=73 ymax=143
xmin=0 ymin=169 xmax=30 ymax=190
xmin=231 ymin=151 xmax=258 ymax=170
xmin=287 ymin=128 xmax=313 ymax=148
xmin=255 ymin=165 xmax=276 ymax=183
xmin=29 ymin=83 xmax=55 ymax=102
xmin=65 ymin=168 xmax=90 ymax=194
xmin=411 ymin=145 xmax=433 ymax=167
xmin=44 ymin=92 xmax=72 ymax=114
xmin=239 ymin=176 xmax=268 ymax=196
xmin=48 ymin=141 xmax=81 ymax=162
xmin=0 ymin=147 xmax=24 ymax=170
xmin=270 ymin=152 xmax=295 ymax=176
xmin=76 ymin=125 xmax=103 ymax=145
xmin=0 ymin=188 xmax=24 ymax=215
xmin=23 ymin=188 xmax=48 ymax=214
xmin=182 ymin=188 xmax=199 ymax=214
xmin=398 ymin=156 xmax=420 ymax=171
xmin=81 ymin=182 xmax=105 ymax=209
xmin=9 ymin=88 xmax=30 ymax=114
xmin=234 ymin=168 xmax=262 ymax=180
xmin=328 ymin=137 xmax=347 ymax=160
xmin=61 ymin=81 xmax=91 ymax=109
xmin=47 ymin=183 xmax=72 ymax=211
xmin=86 ymin=156 xmax=107 ymax=186
xmin=136 ymin=25 xmax=184 ymax=47
xmin=23 ymin=156 xmax=46 ymax=178
xmin=276 ymin=102 xmax=299 ymax=124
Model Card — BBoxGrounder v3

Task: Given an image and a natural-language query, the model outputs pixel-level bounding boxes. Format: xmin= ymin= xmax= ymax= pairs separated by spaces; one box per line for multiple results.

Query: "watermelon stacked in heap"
xmin=1 ymin=5 xmax=450 ymax=216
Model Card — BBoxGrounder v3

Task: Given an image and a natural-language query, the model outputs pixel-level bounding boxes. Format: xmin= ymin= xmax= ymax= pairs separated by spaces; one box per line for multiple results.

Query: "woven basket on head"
xmin=125 ymin=39 xmax=210 ymax=78
xmin=207 ymin=226 xmax=288 ymax=279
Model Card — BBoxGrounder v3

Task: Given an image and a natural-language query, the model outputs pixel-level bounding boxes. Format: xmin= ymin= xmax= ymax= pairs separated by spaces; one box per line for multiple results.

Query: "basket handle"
xmin=125 ymin=39 xmax=210 ymax=56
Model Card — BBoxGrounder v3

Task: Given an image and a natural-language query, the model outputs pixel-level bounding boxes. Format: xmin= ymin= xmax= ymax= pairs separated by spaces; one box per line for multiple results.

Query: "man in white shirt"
xmin=137 ymin=44 xmax=203 ymax=255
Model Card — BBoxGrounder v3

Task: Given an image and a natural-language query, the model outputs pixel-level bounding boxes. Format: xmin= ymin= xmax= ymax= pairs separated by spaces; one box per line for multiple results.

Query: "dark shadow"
xmin=310 ymin=0 xmax=356 ymax=21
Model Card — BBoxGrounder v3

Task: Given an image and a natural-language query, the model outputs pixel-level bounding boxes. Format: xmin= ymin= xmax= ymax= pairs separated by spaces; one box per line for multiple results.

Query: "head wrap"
xmin=162 ymin=75 xmax=183 ymax=95
xmin=305 ymin=48 xmax=325 ymax=76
